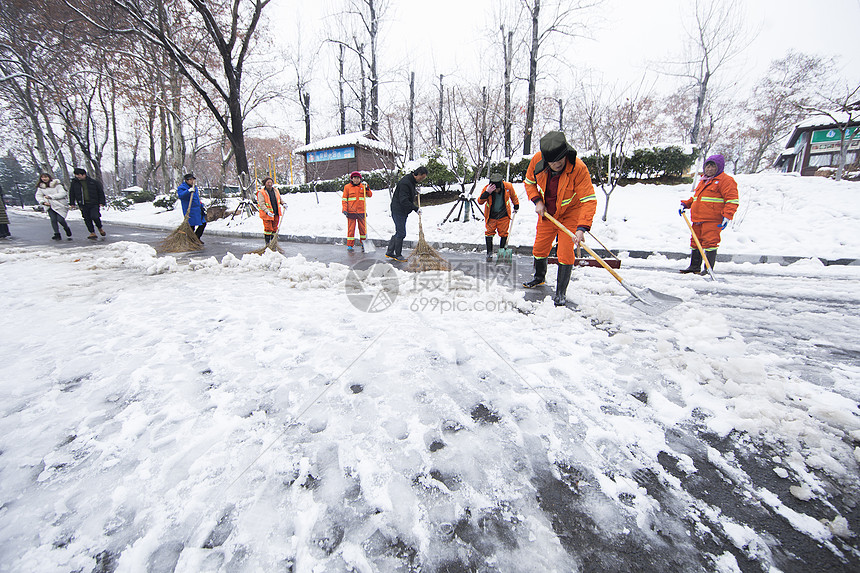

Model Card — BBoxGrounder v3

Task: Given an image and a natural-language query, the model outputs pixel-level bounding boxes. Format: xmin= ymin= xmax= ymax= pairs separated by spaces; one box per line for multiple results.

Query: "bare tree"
xmin=745 ymin=51 xmax=833 ymax=173
xmin=519 ymin=0 xmax=601 ymax=155
xmin=67 ymin=0 xmax=272 ymax=181
xmin=662 ymin=0 xmax=751 ymax=148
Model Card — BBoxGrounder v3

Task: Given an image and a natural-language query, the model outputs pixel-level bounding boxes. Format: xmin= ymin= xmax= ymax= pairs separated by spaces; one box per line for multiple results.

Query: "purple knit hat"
xmin=704 ymin=155 xmax=725 ymax=176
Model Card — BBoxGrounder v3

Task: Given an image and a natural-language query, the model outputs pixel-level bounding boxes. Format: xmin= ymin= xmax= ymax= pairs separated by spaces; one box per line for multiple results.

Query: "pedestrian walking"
xmin=0 ymin=183 xmax=10 ymax=239
xmin=35 ymin=173 xmax=72 ymax=241
xmin=678 ymin=154 xmax=739 ymax=274
xmin=385 ymin=166 xmax=428 ymax=262
xmin=342 ymin=171 xmax=372 ymax=251
xmin=522 ymin=131 xmax=597 ymax=306
xmin=257 ymin=176 xmax=283 ymax=246
xmin=177 ymin=173 xmax=207 ymax=242
xmin=477 ymin=172 xmax=519 ymax=261
xmin=68 ymin=168 xmax=106 ymax=240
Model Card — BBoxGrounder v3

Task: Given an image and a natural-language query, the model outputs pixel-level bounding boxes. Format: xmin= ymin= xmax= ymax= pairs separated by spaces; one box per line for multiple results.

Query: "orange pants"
xmin=533 ymin=211 xmax=578 ymax=265
xmin=690 ymin=221 xmax=722 ymax=250
xmin=346 ymin=216 xmax=367 ymax=246
xmin=485 ymin=216 xmax=511 ymax=237
xmin=263 ymin=216 xmax=280 ymax=235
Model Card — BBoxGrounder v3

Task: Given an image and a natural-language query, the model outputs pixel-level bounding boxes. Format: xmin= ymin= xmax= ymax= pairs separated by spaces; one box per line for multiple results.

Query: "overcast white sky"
xmin=271 ymin=0 xmax=860 ymax=131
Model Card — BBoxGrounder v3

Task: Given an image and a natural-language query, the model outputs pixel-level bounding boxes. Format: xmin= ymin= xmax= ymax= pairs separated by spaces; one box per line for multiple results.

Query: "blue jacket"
xmin=177 ymin=182 xmax=206 ymax=226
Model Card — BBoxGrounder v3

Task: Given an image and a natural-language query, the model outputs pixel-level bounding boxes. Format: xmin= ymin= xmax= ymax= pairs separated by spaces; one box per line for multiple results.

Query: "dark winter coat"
xmin=69 ymin=176 xmax=106 ymax=207
xmin=0 ymin=191 xmax=8 ymax=226
xmin=390 ymin=174 xmax=420 ymax=215
xmin=177 ymin=181 xmax=206 ymax=227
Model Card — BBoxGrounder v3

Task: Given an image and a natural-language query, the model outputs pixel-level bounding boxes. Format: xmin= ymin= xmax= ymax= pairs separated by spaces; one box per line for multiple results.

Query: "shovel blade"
xmin=624 ymin=288 xmax=684 ymax=316
xmin=496 ymin=247 xmax=513 ymax=262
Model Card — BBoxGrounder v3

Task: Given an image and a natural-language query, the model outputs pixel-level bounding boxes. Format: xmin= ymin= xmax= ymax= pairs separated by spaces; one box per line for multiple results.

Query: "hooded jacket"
xmin=36 ymin=179 xmax=70 ymax=218
xmin=682 ymin=155 xmax=739 ymax=223
xmin=477 ymin=181 xmax=519 ymax=220
xmin=525 ymin=151 xmax=596 ymax=231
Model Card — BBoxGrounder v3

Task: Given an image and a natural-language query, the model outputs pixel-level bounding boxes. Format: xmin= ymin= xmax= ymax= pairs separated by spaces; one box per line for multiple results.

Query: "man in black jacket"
xmin=386 ymin=166 xmax=428 ymax=261
xmin=69 ymin=168 xmax=107 ymax=240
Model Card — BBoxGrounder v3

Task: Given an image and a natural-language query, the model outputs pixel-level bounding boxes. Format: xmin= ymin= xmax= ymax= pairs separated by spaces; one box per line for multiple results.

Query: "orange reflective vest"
xmin=525 ymin=152 xmax=597 ymax=230
xmin=257 ymin=187 xmax=283 ymax=221
xmin=342 ymin=182 xmax=372 ymax=214
xmin=682 ymin=172 xmax=739 ymax=224
xmin=477 ymin=181 xmax=519 ymax=219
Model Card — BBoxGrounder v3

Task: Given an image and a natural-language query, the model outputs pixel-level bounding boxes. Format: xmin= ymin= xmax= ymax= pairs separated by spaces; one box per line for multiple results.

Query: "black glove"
xmin=513 ymin=205 xmax=519 ymax=212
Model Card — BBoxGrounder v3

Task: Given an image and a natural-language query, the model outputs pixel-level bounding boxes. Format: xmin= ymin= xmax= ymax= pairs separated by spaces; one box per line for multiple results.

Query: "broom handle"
xmin=586 ymin=231 xmax=621 ymax=261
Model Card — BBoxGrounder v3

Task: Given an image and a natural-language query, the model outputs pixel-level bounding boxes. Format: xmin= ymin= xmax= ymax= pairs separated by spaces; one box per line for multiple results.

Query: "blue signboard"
xmin=307 ymin=146 xmax=355 ymax=163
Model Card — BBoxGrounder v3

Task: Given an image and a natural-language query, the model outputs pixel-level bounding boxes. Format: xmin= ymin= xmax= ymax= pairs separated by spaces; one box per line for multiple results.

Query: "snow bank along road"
xmin=1 ymin=215 xmax=858 ymax=572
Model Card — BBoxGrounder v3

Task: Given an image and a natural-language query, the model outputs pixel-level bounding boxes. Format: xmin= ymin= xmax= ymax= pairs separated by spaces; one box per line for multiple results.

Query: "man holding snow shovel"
xmin=477 ymin=172 xmax=519 ymax=261
xmin=679 ymin=154 xmax=739 ymax=274
xmin=522 ymin=131 xmax=597 ymax=306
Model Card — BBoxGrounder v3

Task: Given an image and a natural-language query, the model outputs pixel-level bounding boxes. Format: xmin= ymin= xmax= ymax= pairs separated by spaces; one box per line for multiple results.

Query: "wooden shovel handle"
xmin=544 ymin=213 xmax=626 ymax=285
xmin=681 ymin=211 xmax=713 ymax=273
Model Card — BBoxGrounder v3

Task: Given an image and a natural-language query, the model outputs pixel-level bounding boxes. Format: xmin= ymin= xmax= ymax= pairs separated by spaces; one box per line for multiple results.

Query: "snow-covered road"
xmin=1 ymin=229 xmax=858 ymax=572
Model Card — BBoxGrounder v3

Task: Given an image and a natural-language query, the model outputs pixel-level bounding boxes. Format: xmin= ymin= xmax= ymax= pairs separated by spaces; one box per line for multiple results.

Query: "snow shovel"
xmin=496 ymin=211 xmax=517 ymax=262
xmin=544 ymin=213 xmax=683 ymax=315
xmin=681 ymin=211 xmax=716 ymax=281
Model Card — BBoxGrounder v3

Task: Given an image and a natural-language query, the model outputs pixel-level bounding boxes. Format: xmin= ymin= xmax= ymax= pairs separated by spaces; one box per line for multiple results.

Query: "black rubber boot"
xmin=264 ymin=234 xmax=271 ymax=245
xmin=553 ymin=264 xmax=572 ymax=306
xmin=679 ymin=250 xmax=702 ymax=274
xmin=523 ymin=258 xmax=547 ymax=288
xmin=701 ymin=250 xmax=717 ymax=275
xmin=499 ymin=236 xmax=507 ymax=249
xmin=485 ymin=236 xmax=494 ymax=261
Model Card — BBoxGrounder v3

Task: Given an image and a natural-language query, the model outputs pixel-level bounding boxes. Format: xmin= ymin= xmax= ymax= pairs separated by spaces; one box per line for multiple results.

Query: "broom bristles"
xmin=158 ymin=219 xmax=204 ymax=253
xmin=407 ymin=216 xmax=449 ymax=272
xmin=248 ymin=232 xmax=284 ymax=255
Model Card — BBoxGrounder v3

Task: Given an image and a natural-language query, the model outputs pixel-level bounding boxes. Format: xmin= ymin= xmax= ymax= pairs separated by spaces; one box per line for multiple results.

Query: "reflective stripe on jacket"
xmin=682 ymin=172 xmax=739 ymax=223
xmin=342 ymin=182 xmax=372 ymax=214
xmin=477 ymin=181 xmax=519 ymax=219
xmin=525 ymin=152 xmax=597 ymax=230
xmin=257 ymin=187 xmax=283 ymax=221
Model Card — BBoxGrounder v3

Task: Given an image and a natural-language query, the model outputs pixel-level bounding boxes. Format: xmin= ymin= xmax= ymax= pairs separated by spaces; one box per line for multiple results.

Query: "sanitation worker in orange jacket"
xmin=523 ymin=131 xmax=597 ymax=306
xmin=679 ymin=154 xmax=739 ymax=274
xmin=342 ymin=171 xmax=372 ymax=251
xmin=257 ymin=176 xmax=283 ymax=246
xmin=477 ymin=172 xmax=520 ymax=261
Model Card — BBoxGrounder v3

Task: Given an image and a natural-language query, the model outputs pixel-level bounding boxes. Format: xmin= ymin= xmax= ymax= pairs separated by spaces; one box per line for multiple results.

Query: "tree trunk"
xmin=409 ymin=71 xmax=415 ymax=161
xmin=368 ymin=0 xmax=379 ymax=136
xmin=690 ymin=69 xmax=710 ymax=146
xmin=338 ymin=44 xmax=346 ymax=135
xmin=502 ymin=26 xmax=512 ymax=158
xmin=523 ymin=0 xmax=540 ymax=156
xmin=436 ymin=74 xmax=444 ymax=148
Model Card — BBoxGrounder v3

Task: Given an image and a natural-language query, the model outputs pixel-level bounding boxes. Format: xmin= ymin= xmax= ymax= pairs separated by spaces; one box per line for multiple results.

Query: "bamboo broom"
xmin=407 ymin=190 xmax=450 ymax=272
xmin=158 ymin=186 xmax=204 ymax=253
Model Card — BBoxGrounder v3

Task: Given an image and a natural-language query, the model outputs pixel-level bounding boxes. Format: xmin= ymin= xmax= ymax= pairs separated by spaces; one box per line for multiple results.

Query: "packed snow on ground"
xmin=1 ymin=235 xmax=859 ymax=570
xmin=1 ymin=172 xmax=859 ymax=571
xmin=81 ymin=171 xmax=860 ymax=259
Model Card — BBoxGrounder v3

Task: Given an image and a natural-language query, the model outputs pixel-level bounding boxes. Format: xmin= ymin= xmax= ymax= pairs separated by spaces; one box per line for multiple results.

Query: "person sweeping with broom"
xmin=257 ymin=176 xmax=283 ymax=247
xmin=342 ymin=171 xmax=371 ymax=252
xmin=177 ymin=174 xmax=206 ymax=243
xmin=522 ymin=131 xmax=597 ymax=306
xmin=386 ymin=165 xmax=428 ymax=262
xmin=477 ymin=172 xmax=519 ymax=261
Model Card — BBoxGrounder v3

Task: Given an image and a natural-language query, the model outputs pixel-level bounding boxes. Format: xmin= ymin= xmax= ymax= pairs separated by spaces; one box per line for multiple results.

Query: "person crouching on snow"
xmin=35 ymin=173 xmax=72 ymax=241
xmin=477 ymin=172 xmax=519 ymax=261
xmin=257 ymin=176 xmax=283 ymax=245
xmin=177 ymin=173 xmax=207 ymax=243
xmin=342 ymin=171 xmax=372 ymax=251
xmin=679 ymin=154 xmax=739 ymax=274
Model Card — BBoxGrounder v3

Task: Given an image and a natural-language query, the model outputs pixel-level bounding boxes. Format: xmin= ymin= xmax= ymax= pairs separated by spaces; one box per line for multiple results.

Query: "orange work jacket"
xmin=342 ymin=182 xmax=372 ymax=214
xmin=524 ymin=152 xmax=597 ymax=230
xmin=257 ymin=187 xmax=283 ymax=221
xmin=477 ymin=181 xmax=520 ymax=220
xmin=682 ymin=172 xmax=739 ymax=224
